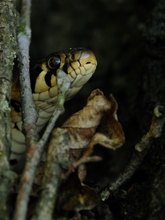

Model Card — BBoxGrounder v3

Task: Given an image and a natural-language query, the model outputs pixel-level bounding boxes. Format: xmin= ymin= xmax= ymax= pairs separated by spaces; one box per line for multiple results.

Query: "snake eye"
xmin=47 ymin=56 xmax=61 ymax=69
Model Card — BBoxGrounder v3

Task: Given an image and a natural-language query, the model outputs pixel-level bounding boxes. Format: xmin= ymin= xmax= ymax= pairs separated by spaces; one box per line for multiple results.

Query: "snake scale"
xmin=10 ymin=48 xmax=97 ymax=165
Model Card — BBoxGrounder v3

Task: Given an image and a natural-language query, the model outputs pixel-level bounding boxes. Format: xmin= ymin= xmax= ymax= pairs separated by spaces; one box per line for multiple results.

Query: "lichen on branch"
xmin=0 ymin=0 xmax=17 ymax=219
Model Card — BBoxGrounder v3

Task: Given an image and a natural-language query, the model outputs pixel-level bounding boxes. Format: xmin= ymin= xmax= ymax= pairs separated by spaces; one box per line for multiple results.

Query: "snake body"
xmin=11 ymin=48 xmax=97 ymax=163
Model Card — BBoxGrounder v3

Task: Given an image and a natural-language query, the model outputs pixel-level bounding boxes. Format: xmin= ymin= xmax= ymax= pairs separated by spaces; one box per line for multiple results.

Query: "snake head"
xmin=32 ymin=48 xmax=97 ymax=99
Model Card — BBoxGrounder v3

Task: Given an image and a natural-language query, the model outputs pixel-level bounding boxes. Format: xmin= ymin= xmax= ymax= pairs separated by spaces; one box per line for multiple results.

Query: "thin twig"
xmin=101 ymin=105 xmax=165 ymax=201
xmin=101 ymin=151 xmax=145 ymax=201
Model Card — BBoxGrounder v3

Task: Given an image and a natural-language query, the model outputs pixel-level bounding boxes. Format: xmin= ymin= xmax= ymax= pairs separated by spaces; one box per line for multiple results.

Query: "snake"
xmin=10 ymin=48 xmax=97 ymax=165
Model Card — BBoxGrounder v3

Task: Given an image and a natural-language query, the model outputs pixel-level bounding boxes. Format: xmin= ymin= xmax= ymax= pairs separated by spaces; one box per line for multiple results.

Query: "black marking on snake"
xmin=62 ymin=63 xmax=68 ymax=74
xmin=45 ymin=71 xmax=52 ymax=87
xmin=30 ymin=65 xmax=43 ymax=92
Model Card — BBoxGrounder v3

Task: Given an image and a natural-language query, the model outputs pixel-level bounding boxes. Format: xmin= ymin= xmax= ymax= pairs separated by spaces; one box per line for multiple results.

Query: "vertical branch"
xmin=17 ymin=0 xmax=37 ymax=145
xmin=0 ymin=0 xmax=17 ymax=219
xmin=13 ymin=1 xmax=37 ymax=220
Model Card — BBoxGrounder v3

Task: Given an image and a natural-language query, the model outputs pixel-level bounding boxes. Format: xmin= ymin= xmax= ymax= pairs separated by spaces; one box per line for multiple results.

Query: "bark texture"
xmin=0 ymin=1 xmax=17 ymax=219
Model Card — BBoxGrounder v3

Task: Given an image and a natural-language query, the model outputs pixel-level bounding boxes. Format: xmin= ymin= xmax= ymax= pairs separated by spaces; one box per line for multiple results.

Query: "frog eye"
xmin=47 ymin=55 xmax=61 ymax=70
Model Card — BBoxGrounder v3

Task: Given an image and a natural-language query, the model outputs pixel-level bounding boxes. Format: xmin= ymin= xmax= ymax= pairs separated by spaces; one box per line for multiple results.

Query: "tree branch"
xmin=13 ymin=0 xmax=38 ymax=220
xmin=17 ymin=0 xmax=37 ymax=148
xmin=101 ymin=105 xmax=165 ymax=201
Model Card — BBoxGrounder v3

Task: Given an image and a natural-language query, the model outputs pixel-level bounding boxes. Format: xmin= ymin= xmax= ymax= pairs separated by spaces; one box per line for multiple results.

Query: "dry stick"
xmin=101 ymin=105 xmax=165 ymax=201
xmin=101 ymin=151 xmax=145 ymax=201
xmin=0 ymin=1 xmax=17 ymax=220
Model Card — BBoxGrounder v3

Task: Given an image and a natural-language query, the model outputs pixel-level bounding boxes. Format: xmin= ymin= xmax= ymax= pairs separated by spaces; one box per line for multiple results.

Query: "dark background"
xmin=29 ymin=0 xmax=165 ymax=219
xmin=30 ymin=0 xmax=149 ymax=139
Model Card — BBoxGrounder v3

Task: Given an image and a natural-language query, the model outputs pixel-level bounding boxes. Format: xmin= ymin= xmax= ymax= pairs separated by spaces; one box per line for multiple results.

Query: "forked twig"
xmin=14 ymin=69 xmax=70 ymax=220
